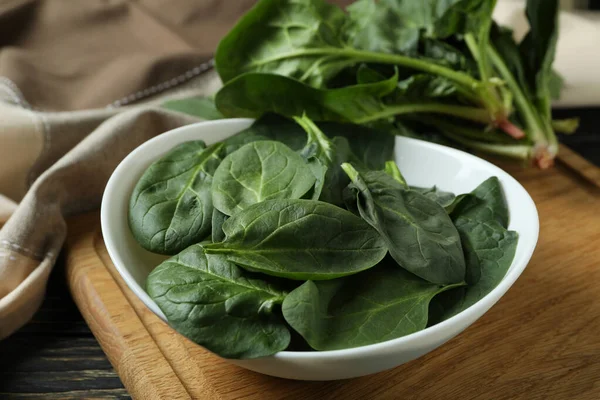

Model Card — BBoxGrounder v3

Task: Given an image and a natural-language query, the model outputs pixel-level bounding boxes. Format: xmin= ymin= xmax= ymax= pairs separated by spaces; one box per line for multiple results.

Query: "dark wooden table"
xmin=0 ymin=252 xmax=130 ymax=399
xmin=0 ymin=107 xmax=597 ymax=399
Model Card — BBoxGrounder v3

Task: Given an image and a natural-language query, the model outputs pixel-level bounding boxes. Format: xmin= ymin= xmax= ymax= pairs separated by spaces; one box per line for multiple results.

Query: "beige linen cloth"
xmin=0 ymin=0 xmax=244 ymax=339
xmin=0 ymin=0 xmax=599 ymax=341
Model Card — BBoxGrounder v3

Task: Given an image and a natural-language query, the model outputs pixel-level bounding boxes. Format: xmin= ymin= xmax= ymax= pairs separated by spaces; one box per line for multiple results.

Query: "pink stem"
xmin=497 ymin=119 xmax=526 ymax=140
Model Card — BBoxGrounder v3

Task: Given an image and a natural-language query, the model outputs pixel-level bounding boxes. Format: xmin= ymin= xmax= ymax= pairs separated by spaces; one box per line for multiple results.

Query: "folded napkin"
xmin=0 ymin=0 xmax=598 ymax=340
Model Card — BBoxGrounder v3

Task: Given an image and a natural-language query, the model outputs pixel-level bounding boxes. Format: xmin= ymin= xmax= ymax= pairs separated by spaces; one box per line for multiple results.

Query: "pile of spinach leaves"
xmin=131 ymin=114 xmax=518 ymax=359
xmin=197 ymin=0 xmax=576 ymax=168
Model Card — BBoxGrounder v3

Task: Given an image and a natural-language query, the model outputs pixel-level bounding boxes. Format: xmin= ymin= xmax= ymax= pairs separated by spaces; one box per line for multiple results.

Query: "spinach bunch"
xmin=131 ymin=115 xmax=518 ymax=359
xmin=209 ymin=0 xmax=577 ymax=168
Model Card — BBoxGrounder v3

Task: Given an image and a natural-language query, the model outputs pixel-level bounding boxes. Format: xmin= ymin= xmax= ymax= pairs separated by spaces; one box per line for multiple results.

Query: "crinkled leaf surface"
xmin=343 ymin=164 xmax=465 ymax=284
xmin=212 ymin=140 xmax=316 ymax=216
xmin=129 ymin=141 xmax=222 ymax=255
xmin=282 ymin=259 xmax=458 ymax=350
xmin=429 ymin=178 xmax=518 ymax=323
xmin=146 ymin=244 xmax=290 ymax=359
xmin=215 ymin=0 xmax=349 ymax=86
xmin=204 ymin=199 xmax=387 ymax=280
xmin=215 ymin=71 xmax=398 ymax=124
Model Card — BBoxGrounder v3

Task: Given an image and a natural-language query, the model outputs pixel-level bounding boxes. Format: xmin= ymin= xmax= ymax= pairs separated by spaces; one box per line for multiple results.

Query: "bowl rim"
xmin=101 ymin=118 xmax=539 ymax=361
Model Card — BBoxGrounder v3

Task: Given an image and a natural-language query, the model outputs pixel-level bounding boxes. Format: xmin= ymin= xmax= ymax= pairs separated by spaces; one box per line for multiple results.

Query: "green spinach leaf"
xmin=204 ymin=199 xmax=387 ymax=280
xmin=411 ymin=186 xmax=456 ymax=208
xmin=449 ymin=177 xmax=509 ymax=228
xmin=342 ymin=163 xmax=465 ymax=284
xmin=215 ymin=71 xmax=398 ymax=124
xmin=212 ymin=140 xmax=316 ymax=216
xmin=146 ymin=244 xmax=290 ymax=358
xmin=282 ymin=258 xmax=463 ymax=350
xmin=428 ymin=219 xmax=518 ymax=323
xmin=429 ymin=177 xmax=518 ymax=323
xmin=224 ymin=114 xmax=309 ymax=153
xmin=211 ymin=209 xmax=228 ymax=243
xmin=519 ymin=0 xmax=559 ymax=121
xmin=162 ymin=97 xmax=224 ymax=120
xmin=320 ymin=122 xmax=395 ymax=171
xmin=295 ymin=115 xmax=353 ymax=205
xmin=347 ymin=0 xmax=494 ymax=56
xmin=129 ymin=141 xmax=223 ymax=255
xmin=215 ymin=0 xmax=349 ymax=86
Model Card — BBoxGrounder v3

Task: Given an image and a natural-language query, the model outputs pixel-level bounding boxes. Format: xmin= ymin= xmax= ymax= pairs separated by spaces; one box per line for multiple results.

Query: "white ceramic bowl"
xmin=101 ymin=118 xmax=539 ymax=381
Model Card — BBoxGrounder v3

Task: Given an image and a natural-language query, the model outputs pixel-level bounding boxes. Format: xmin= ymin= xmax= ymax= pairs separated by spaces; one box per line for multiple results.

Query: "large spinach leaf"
xmin=129 ymin=141 xmax=222 ymax=255
xmin=429 ymin=178 xmax=518 ymax=323
xmin=204 ymin=199 xmax=387 ymax=280
xmin=449 ymin=177 xmax=509 ymax=228
xmin=282 ymin=258 xmax=463 ymax=350
xmin=215 ymin=0 xmax=349 ymax=86
xmin=146 ymin=244 xmax=290 ymax=359
xmin=211 ymin=140 xmax=316 ymax=216
xmin=346 ymin=0 xmax=494 ymax=56
xmin=342 ymin=163 xmax=465 ymax=284
xmin=216 ymin=71 xmax=491 ymax=126
xmin=215 ymin=71 xmax=398 ymax=124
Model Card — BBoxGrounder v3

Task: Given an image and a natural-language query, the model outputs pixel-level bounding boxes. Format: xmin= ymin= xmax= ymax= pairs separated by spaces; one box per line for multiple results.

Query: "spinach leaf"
xmin=411 ymin=186 xmax=456 ymax=208
xmin=282 ymin=258 xmax=463 ymax=351
xmin=215 ymin=0 xmax=349 ymax=86
xmin=429 ymin=177 xmax=518 ymax=323
xmin=204 ymin=199 xmax=387 ymax=280
xmin=319 ymin=122 xmax=395 ymax=171
xmin=227 ymin=114 xmax=395 ymax=172
xmin=221 ymin=114 xmax=309 ymax=156
xmin=211 ymin=140 xmax=316 ymax=216
xmin=519 ymin=0 xmax=559 ymax=121
xmin=211 ymin=209 xmax=228 ymax=243
xmin=215 ymin=71 xmax=398 ymax=124
xmin=129 ymin=141 xmax=223 ymax=255
xmin=162 ymin=97 xmax=224 ymax=120
xmin=216 ymin=71 xmax=492 ymax=127
xmin=295 ymin=115 xmax=353 ymax=205
xmin=347 ymin=0 xmax=494 ymax=56
xmin=449 ymin=177 xmax=509 ymax=228
xmin=342 ymin=163 xmax=465 ymax=285
xmin=428 ymin=219 xmax=518 ymax=323
xmin=146 ymin=244 xmax=290 ymax=359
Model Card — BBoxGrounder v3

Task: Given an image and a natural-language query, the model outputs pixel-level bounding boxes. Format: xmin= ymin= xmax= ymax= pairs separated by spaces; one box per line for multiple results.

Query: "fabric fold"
xmin=0 ymin=106 xmax=203 ymax=339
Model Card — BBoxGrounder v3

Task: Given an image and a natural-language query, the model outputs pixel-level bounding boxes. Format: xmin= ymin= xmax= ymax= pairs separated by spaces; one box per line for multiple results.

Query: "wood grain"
xmin=64 ymin=161 xmax=600 ymax=400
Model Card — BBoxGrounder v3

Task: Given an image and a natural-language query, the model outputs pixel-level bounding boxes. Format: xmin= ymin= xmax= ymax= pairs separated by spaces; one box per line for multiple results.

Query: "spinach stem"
xmin=293 ymin=114 xmax=333 ymax=162
xmin=488 ymin=46 xmax=558 ymax=166
xmin=354 ymin=103 xmax=492 ymax=125
xmin=384 ymin=161 xmax=408 ymax=188
xmin=464 ymin=33 xmax=503 ymax=118
xmin=416 ymin=116 xmax=517 ymax=144
xmin=442 ymin=130 xmax=532 ymax=160
xmin=247 ymin=47 xmax=508 ymax=126
xmin=487 ymin=46 xmax=545 ymax=144
xmin=340 ymin=162 xmax=359 ymax=182
xmin=339 ymin=48 xmax=479 ymax=88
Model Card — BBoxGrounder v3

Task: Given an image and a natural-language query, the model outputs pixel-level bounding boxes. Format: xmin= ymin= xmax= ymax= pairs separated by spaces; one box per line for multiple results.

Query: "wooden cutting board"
xmin=64 ymin=148 xmax=600 ymax=400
